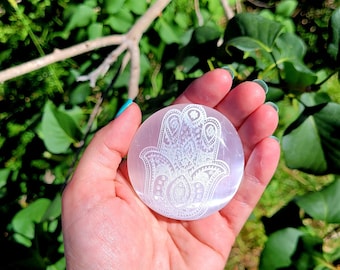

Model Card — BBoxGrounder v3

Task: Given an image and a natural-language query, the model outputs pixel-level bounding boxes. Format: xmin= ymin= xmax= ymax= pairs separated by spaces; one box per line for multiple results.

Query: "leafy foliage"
xmin=261 ymin=177 xmax=340 ymax=270
xmin=0 ymin=0 xmax=339 ymax=269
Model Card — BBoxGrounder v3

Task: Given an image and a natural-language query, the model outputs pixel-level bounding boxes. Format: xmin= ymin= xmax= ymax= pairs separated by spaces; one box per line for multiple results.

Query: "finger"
xmin=238 ymin=103 xmax=279 ymax=160
xmin=73 ymin=103 xmax=141 ymax=182
xmin=220 ymin=137 xmax=280 ymax=236
xmin=62 ymin=103 xmax=141 ymax=211
xmin=174 ymin=68 xmax=233 ymax=107
xmin=215 ymin=81 xmax=267 ymax=129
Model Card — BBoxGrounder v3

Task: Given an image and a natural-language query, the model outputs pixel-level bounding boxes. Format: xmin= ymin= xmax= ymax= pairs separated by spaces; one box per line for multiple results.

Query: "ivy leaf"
xmin=276 ymin=0 xmax=298 ymax=17
xmin=274 ymin=33 xmax=317 ymax=91
xmin=282 ymin=94 xmax=340 ymax=174
xmin=105 ymin=9 xmax=134 ymax=33
xmin=0 ymin=168 xmax=10 ymax=189
xmin=70 ymin=83 xmax=91 ymax=105
xmin=283 ymin=61 xmax=318 ymax=91
xmin=192 ymin=26 xmax=220 ymax=45
xmin=259 ymin=228 xmax=303 ymax=270
xmin=126 ymin=0 xmax=147 ymax=15
xmin=155 ymin=16 xmax=183 ymax=44
xmin=41 ymin=101 xmax=83 ymax=154
xmin=226 ymin=36 xmax=271 ymax=52
xmin=275 ymin=32 xmax=306 ymax=60
xmin=88 ymin=22 xmax=103 ymax=39
xmin=225 ymin=13 xmax=283 ymax=52
xmin=295 ymin=179 xmax=340 ymax=223
xmin=41 ymin=193 xmax=62 ymax=222
xmin=104 ymin=0 xmax=126 ymax=14
xmin=12 ymin=198 xmax=51 ymax=246
xmin=64 ymin=4 xmax=96 ymax=34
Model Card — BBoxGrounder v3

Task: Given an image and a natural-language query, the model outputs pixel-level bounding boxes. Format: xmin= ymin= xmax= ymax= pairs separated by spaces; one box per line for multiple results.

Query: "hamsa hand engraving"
xmin=139 ymin=104 xmax=230 ymax=219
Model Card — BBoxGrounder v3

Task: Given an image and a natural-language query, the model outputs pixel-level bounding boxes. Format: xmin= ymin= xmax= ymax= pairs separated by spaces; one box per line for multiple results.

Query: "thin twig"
xmin=194 ymin=0 xmax=204 ymax=26
xmin=220 ymin=0 xmax=235 ymax=20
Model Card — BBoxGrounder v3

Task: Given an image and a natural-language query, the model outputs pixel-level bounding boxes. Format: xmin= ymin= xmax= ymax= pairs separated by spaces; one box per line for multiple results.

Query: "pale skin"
xmin=62 ymin=69 xmax=280 ymax=270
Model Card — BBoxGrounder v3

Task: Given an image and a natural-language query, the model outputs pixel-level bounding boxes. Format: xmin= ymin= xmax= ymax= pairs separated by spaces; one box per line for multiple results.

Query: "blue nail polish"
xmin=221 ymin=66 xmax=234 ymax=80
xmin=115 ymin=99 xmax=133 ymax=118
xmin=269 ymin=135 xmax=280 ymax=143
xmin=253 ymin=79 xmax=268 ymax=94
xmin=265 ymin=101 xmax=279 ymax=112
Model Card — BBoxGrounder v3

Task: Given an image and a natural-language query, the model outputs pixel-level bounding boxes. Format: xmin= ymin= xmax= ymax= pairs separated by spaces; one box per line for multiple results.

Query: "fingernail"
xmin=269 ymin=135 xmax=280 ymax=143
xmin=115 ymin=99 xmax=133 ymax=118
xmin=265 ymin=101 xmax=279 ymax=112
xmin=221 ymin=66 xmax=234 ymax=80
xmin=253 ymin=79 xmax=268 ymax=94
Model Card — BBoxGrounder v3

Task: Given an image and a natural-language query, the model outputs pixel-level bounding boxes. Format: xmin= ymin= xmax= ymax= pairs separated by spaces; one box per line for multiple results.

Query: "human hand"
xmin=62 ymin=69 xmax=280 ymax=270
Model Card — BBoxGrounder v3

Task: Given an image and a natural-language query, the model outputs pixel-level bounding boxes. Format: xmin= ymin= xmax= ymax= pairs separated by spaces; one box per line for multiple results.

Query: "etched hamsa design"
xmin=139 ymin=104 xmax=230 ymax=219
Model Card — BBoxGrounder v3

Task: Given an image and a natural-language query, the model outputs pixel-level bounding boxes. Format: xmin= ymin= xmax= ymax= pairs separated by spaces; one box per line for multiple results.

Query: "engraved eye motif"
xmin=128 ymin=104 xmax=244 ymax=220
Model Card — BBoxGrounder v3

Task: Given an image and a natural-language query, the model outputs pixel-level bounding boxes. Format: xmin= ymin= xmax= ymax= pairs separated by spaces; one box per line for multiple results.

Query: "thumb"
xmin=68 ymin=102 xmax=141 ymax=189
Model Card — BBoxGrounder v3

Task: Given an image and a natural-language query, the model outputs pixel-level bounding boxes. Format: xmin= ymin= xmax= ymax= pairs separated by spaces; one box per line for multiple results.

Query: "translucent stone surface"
xmin=127 ymin=104 xmax=244 ymax=220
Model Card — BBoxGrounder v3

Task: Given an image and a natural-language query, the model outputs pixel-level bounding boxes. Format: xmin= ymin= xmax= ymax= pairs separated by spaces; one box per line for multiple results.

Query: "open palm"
xmin=62 ymin=69 xmax=280 ymax=270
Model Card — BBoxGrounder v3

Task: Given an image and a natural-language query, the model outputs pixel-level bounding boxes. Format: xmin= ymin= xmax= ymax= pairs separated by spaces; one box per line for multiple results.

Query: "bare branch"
xmin=77 ymin=40 xmax=128 ymax=86
xmin=128 ymin=0 xmax=170 ymax=39
xmin=80 ymin=0 xmax=171 ymax=99
xmin=0 ymin=35 xmax=124 ymax=83
xmin=0 ymin=0 xmax=171 ymax=100
xmin=127 ymin=40 xmax=141 ymax=99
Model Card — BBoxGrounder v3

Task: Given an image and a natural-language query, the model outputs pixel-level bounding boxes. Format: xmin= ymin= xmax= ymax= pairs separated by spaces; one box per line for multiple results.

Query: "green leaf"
xmin=58 ymin=104 xmax=84 ymax=127
xmin=105 ymin=9 xmax=134 ymax=33
xmin=64 ymin=4 xmax=96 ymax=33
xmin=88 ymin=22 xmax=103 ymax=39
xmin=42 ymin=193 xmax=62 ymax=222
xmin=283 ymin=61 xmax=318 ymax=90
xmin=295 ymin=179 xmax=340 ymax=223
xmin=104 ymin=0 xmax=126 ymax=14
xmin=181 ymin=56 xmax=199 ymax=73
xmin=259 ymin=228 xmax=303 ymax=270
xmin=227 ymin=36 xmax=272 ymax=52
xmin=282 ymin=94 xmax=340 ymax=174
xmin=174 ymin=11 xmax=191 ymax=29
xmin=41 ymin=100 xmax=83 ymax=154
xmin=225 ymin=13 xmax=283 ymax=51
xmin=0 ymin=168 xmax=10 ymax=189
xmin=276 ymin=0 xmax=298 ymax=17
xmin=155 ymin=17 xmax=182 ymax=44
xmin=275 ymin=32 xmax=306 ymax=60
xmin=192 ymin=26 xmax=220 ymax=44
xmin=46 ymin=257 xmax=66 ymax=270
xmin=0 ymin=168 xmax=10 ymax=199
xmin=12 ymin=198 xmax=51 ymax=245
xmin=282 ymin=109 xmax=327 ymax=174
xmin=327 ymin=8 xmax=340 ymax=62
xmin=126 ymin=0 xmax=147 ymax=15
xmin=70 ymin=83 xmax=91 ymax=105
